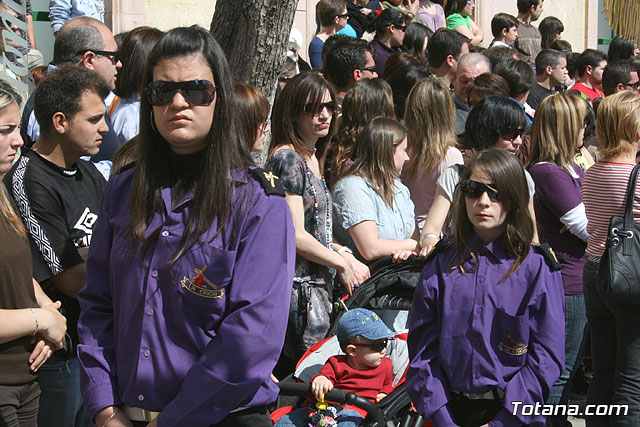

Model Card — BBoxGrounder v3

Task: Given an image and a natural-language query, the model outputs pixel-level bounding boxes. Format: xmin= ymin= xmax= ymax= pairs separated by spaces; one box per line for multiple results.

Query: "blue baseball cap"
xmin=336 ymin=308 xmax=394 ymax=343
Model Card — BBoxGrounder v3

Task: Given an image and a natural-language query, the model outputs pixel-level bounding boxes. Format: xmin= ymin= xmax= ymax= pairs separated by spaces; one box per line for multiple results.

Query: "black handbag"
xmin=597 ymin=163 xmax=640 ymax=305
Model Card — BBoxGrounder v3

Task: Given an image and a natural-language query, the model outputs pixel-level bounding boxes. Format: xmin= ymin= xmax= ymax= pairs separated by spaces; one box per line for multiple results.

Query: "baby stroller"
xmin=273 ymin=256 xmax=430 ymax=427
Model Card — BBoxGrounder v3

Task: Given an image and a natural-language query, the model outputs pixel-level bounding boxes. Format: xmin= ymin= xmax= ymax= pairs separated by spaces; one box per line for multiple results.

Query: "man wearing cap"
xmin=275 ymin=308 xmax=394 ymax=427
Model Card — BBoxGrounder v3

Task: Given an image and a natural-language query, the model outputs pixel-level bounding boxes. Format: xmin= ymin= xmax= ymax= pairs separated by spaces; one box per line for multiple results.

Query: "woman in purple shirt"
xmin=77 ymin=26 xmax=296 ymax=427
xmin=526 ymin=93 xmax=589 ymax=427
xmin=407 ymin=149 xmax=565 ymax=426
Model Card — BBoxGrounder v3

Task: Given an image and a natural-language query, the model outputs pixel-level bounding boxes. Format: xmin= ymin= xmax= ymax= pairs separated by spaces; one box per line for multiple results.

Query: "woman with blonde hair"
xmin=401 ymin=75 xmax=463 ymax=229
xmin=325 ymin=78 xmax=394 ymax=184
xmin=582 ymin=91 xmax=640 ymax=422
xmin=333 ymin=117 xmax=419 ymax=263
xmin=0 ymin=80 xmax=66 ymax=425
xmin=526 ymin=93 xmax=589 ymax=427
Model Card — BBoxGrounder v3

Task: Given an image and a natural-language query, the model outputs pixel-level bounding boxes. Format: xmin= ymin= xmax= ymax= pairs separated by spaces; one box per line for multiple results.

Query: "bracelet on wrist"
xmin=337 ymin=246 xmax=353 ymax=255
xmin=420 ymin=233 xmax=440 ymax=242
xmin=101 ymin=408 xmax=119 ymax=427
xmin=29 ymin=308 xmax=39 ymax=336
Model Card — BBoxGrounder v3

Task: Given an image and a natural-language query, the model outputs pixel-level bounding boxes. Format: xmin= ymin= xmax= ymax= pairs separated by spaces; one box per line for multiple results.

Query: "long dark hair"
xmin=451 ymin=149 xmax=533 ymax=281
xmin=130 ymin=25 xmax=250 ymax=264
xmin=114 ymin=26 xmax=164 ymax=99
xmin=269 ymin=71 xmax=337 ymax=157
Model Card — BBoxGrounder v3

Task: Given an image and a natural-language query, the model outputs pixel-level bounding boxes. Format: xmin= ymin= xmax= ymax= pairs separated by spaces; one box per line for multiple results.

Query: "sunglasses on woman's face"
xmin=460 ymin=179 xmax=500 ymax=202
xmin=501 ymin=127 xmax=525 ymax=142
xmin=145 ymin=79 xmax=216 ymax=106
xmin=354 ymin=339 xmax=388 ymax=353
xmin=302 ymin=101 xmax=335 ymax=116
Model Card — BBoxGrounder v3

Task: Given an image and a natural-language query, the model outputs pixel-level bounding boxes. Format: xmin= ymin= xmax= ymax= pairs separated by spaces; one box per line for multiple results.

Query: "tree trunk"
xmin=210 ymin=0 xmax=299 ymax=164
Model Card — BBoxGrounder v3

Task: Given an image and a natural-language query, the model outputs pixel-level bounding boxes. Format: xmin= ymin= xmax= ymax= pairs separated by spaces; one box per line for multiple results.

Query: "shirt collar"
xmin=472 ymin=232 xmax=512 ymax=264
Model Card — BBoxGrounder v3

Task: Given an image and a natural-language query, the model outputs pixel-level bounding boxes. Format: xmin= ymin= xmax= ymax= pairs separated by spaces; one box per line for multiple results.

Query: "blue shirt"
xmin=406 ymin=237 xmax=565 ymax=426
xmin=333 ymin=175 xmax=415 ymax=259
xmin=77 ymin=167 xmax=296 ymax=426
xmin=309 ymin=36 xmax=324 ymax=69
xmin=49 ymin=0 xmax=105 ymax=32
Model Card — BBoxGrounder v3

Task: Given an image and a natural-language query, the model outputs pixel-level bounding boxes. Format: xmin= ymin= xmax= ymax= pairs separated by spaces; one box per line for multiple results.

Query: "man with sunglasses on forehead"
xmin=20 ymin=16 xmax=122 ymax=170
xmin=274 ymin=308 xmax=395 ymax=427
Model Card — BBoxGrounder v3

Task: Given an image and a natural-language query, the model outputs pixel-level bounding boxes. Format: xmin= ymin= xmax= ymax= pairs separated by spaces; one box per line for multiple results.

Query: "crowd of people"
xmin=1 ymin=0 xmax=640 ymax=426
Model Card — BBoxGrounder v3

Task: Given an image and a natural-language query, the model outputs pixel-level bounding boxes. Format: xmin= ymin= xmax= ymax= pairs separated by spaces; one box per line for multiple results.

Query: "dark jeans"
xmin=36 ymin=356 xmax=93 ymax=427
xmin=130 ymin=405 xmax=272 ymax=427
xmin=584 ymin=259 xmax=640 ymax=427
xmin=0 ymin=381 xmax=40 ymax=427
xmin=547 ymin=294 xmax=589 ymax=427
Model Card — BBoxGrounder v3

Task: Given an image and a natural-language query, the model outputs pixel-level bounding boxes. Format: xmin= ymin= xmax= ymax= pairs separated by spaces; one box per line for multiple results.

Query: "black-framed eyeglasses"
xmin=460 ymin=180 xmax=500 ymax=202
xmin=358 ymin=65 xmax=377 ymax=73
xmin=501 ymin=127 xmax=525 ymax=142
xmin=77 ymin=49 xmax=120 ymax=63
xmin=303 ymin=101 xmax=335 ymax=116
xmin=623 ymin=81 xmax=640 ymax=91
xmin=354 ymin=339 xmax=388 ymax=353
xmin=145 ymin=80 xmax=216 ymax=106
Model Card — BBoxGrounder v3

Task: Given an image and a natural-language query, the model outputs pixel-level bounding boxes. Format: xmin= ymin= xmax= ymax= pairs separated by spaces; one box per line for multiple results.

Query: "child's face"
xmin=464 ymin=167 xmax=507 ymax=244
xmin=505 ymin=26 xmax=518 ymax=45
xmin=348 ymin=339 xmax=388 ymax=370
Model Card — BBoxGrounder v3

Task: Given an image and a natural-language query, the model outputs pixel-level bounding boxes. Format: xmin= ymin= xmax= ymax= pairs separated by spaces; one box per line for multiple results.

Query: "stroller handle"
xmin=277 ymin=382 xmax=385 ymax=426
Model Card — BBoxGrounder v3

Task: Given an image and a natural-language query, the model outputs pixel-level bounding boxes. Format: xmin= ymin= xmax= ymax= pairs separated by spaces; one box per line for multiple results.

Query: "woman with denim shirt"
xmin=333 ymin=117 xmax=419 ymax=263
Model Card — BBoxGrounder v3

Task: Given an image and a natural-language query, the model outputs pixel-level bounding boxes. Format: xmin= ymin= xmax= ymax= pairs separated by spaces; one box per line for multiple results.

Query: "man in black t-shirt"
xmin=4 ymin=65 xmax=109 ymax=427
xmin=527 ymin=49 xmax=568 ymax=110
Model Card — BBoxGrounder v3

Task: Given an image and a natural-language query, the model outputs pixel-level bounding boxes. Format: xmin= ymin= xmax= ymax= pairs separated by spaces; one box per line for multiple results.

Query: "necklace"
xmin=304 ymin=158 xmax=333 ymax=250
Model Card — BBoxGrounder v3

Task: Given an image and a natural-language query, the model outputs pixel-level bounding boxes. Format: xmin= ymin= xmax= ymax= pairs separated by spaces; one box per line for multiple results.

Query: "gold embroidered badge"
xmin=263 ymin=171 xmax=279 ymax=188
xmin=181 ymin=265 xmax=224 ymax=299
xmin=498 ymin=332 xmax=528 ymax=356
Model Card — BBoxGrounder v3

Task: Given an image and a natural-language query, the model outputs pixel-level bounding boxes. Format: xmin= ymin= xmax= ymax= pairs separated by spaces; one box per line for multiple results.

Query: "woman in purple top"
xmin=365 ymin=8 xmax=409 ymax=75
xmin=417 ymin=0 xmax=445 ymax=32
xmin=407 ymin=149 xmax=565 ymax=426
xmin=77 ymin=26 xmax=296 ymax=427
xmin=526 ymin=93 xmax=589 ymax=426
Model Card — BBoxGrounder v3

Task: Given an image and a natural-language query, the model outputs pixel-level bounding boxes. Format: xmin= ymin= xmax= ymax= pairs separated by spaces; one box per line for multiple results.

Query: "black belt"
xmin=451 ymin=388 xmax=505 ymax=400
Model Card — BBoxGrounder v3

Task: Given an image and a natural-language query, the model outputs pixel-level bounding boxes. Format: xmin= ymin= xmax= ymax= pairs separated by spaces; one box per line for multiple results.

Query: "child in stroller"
xmin=274 ymin=256 xmax=429 ymax=427
xmin=275 ymin=308 xmax=395 ymax=427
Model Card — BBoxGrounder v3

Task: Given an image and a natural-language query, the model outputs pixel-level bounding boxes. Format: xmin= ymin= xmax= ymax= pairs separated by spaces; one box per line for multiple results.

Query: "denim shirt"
xmin=49 ymin=0 xmax=105 ymax=32
xmin=333 ymin=176 xmax=416 ymax=259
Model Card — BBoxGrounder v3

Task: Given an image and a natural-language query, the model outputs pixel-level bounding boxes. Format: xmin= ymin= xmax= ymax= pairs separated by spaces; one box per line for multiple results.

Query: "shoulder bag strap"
xmin=621 ymin=163 xmax=640 ymax=254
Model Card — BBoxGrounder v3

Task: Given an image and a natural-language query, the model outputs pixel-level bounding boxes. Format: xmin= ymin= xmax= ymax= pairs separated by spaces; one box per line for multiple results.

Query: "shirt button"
xmin=161 ymin=231 xmax=169 ymax=237
xmin=151 ymin=270 xmax=158 ymax=278
xmin=147 ymin=308 xmax=154 ymax=316
xmin=478 ymin=277 xmax=485 ymax=283
xmin=138 ymin=394 xmax=144 ymax=401
xmin=143 ymin=349 xmax=151 ymax=357
xmin=476 ymin=307 xmax=483 ymax=314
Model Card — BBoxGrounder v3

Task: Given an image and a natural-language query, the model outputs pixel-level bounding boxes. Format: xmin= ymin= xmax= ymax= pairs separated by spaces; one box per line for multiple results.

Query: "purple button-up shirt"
xmin=77 ymin=168 xmax=295 ymax=426
xmin=406 ymin=237 xmax=565 ymax=426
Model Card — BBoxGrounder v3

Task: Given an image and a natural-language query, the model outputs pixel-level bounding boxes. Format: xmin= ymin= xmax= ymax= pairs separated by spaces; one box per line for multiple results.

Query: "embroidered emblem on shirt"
xmin=180 ymin=265 xmax=224 ymax=299
xmin=263 ymin=171 xmax=278 ymax=187
xmin=498 ymin=332 xmax=528 ymax=356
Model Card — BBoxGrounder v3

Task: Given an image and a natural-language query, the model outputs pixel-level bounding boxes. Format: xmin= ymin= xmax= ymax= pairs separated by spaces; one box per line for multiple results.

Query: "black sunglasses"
xmin=394 ymin=24 xmax=407 ymax=32
xmin=358 ymin=65 xmax=377 ymax=73
xmin=303 ymin=101 xmax=335 ymax=116
xmin=623 ymin=81 xmax=640 ymax=91
xmin=354 ymin=339 xmax=388 ymax=353
xmin=77 ymin=49 xmax=120 ymax=63
xmin=501 ymin=127 xmax=525 ymax=142
xmin=145 ymin=80 xmax=216 ymax=106
xmin=337 ymin=12 xmax=349 ymax=19
xmin=460 ymin=180 xmax=500 ymax=202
